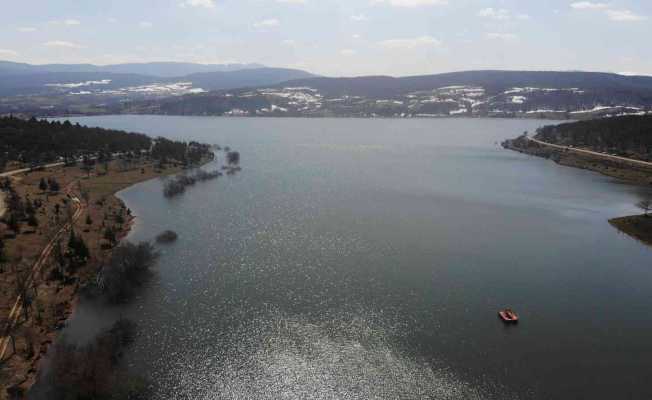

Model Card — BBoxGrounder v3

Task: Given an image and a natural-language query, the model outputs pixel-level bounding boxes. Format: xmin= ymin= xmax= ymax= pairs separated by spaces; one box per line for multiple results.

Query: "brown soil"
xmin=0 ymin=159 xmax=185 ymax=397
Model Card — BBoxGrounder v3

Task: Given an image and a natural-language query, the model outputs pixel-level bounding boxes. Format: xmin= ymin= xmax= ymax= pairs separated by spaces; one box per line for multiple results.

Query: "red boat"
xmin=498 ymin=309 xmax=519 ymax=323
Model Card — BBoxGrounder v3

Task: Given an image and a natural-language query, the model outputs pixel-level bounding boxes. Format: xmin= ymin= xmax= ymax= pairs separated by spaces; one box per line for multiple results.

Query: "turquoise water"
xmin=44 ymin=116 xmax=652 ymax=399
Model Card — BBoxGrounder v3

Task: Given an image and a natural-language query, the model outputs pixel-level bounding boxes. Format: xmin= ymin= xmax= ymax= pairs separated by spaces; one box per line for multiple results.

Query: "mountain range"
xmin=1 ymin=62 xmax=651 ymax=119
xmin=0 ymin=61 xmax=316 ymax=99
xmin=0 ymin=61 xmax=265 ymax=77
xmin=132 ymin=70 xmax=652 ymax=119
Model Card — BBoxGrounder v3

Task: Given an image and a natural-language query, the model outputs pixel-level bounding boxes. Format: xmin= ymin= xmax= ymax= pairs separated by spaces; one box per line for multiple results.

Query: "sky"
xmin=1 ymin=0 xmax=651 ymax=77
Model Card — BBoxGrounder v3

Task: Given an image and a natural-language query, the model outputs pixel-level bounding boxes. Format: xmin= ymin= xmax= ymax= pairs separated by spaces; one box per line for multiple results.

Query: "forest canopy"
xmin=0 ymin=116 xmax=213 ymax=167
xmin=536 ymin=115 xmax=652 ymax=160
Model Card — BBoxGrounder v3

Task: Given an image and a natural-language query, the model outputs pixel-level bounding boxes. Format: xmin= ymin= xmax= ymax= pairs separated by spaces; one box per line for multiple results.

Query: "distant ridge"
xmin=276 ymin=70 xmax=652 ymax=98
xmin=0 ymin=61 xmax=266 ymax=77
xmin=0 ymin=61 xmax=315 ymax=97
xmin=129 ymin=70 xmax=652 ymax=119
xmin=3 ymin=68 xmax=652 ymax=118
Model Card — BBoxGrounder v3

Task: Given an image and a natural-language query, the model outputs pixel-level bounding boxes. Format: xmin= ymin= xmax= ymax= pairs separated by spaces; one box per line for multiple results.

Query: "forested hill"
xmin=277 ymin=70 xmax=652 ymax=98
xmin=535 ymin=115 xmax=652 ymax=160
xmin=0 ymin=116 xmax=212 ymax=167
xmin=128 ymin=70 xmax=652 ymax=119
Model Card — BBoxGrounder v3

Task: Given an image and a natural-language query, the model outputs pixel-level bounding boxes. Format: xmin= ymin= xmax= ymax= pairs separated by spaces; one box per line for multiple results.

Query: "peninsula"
xmin=0 ymin=116 xmax=215 ymax=396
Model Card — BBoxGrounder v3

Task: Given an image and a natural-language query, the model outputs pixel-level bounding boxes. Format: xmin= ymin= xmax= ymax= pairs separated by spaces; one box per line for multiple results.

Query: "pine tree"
xmin=7 ymin=212 xmax=20 ymax=233
xmin=104 ymin=227 xmax=116 ymax=245
xmin=48 ymin=178 xmax=60 ymax=193
xmin=27 ymin=213 xmax=38 ymax=227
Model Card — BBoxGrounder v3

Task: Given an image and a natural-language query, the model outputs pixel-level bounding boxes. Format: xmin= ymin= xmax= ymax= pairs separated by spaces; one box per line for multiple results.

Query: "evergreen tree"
xmin=104 ymin=227 xmax=117 ymax=245
xmin=27 ymin=213 xmax=38 ymax=227
xmin=7 ymin=212 xmax=20 ymax=233
xmin=48 ymin=178 xmax=60 ymax=193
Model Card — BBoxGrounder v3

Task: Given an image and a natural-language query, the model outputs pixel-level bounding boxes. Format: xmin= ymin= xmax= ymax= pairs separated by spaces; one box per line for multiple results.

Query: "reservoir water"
xmin=47 ymin=116 xmax=652 ymax=399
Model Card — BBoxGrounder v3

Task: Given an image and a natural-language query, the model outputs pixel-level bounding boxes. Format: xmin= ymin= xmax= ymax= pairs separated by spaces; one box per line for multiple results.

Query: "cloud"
xmin=179 ymin=0 xmax=215 ymax=8
xmin=570 ymin=2 xmax=608 ymax=10
xmin=139 ymin=21 xmax=153 ymax=28
xmin=49 ymin=19 xmax=81 ymax=26
xmin=478 ymin=8 xmax=510 ymax=20
xmin=486 ymin=32 xmax=518 ymax=41
xmin=281 ymin=39 xmax=297 ymax=46
xmin=107 ymin=18 xmax=118 ymax=23
xmin=276 ymin=0 xmax=306 ymax=3
xmin=340 ymin=49 xmax=356 ymax=56
xmin=254 ymin=18 xmax=280 ymax=28
xmin=372 ymin=0 xmax=448 ymax=7
xmin=44 ymin=40 xmax=85 ymax=49
xmin=0 ymin=49 xmax=18 ymax=57
xmin=571 ymin=2 xmax=647 ymax=22
xmin=352 ymin=34 xmax=361 ymax=39
xmin=606 ymin=9 xmax=648 ymax=21
xmin=379 ymin=35 xmax=442 ymax=49
xmin=17 ymin=27 xmax=37 ymax=32
xmin=350 ymin=14 xmax=369 ymax=21
xmin=478 ymin=8 xmax=530 ymax=21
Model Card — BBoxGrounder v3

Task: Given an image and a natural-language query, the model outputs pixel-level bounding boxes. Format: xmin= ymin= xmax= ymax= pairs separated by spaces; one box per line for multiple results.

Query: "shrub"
xmin=227 ymin=151 xmax=240 ymax=165
xmin=155 ymin=230 xmax=178 ymax=243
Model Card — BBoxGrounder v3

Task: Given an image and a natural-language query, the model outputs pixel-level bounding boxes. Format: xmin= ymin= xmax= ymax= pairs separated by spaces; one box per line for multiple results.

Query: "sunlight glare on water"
xmin=158 ymin=309 xmax=504 ymax=400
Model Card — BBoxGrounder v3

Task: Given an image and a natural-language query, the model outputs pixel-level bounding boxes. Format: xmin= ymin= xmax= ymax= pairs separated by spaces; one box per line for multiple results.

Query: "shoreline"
xmin=41 ymin=113 xmax=575 ymax=121
xmin=502 ymin=136 xmax=652 ymax=186
xmin=502 ymin=136 xmax=652 ymax=247
xmin=0 ymin=156 xmax=214 ymax=397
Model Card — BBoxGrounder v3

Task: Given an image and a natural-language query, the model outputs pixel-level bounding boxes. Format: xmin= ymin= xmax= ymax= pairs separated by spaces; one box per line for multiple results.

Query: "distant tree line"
xmin=0 ymin=116 xmax=215 ymax=168
xmin=536 ymin=115 xmax=652 ymax=160
xmin=0 ymin=116 xmax=150 ymax=166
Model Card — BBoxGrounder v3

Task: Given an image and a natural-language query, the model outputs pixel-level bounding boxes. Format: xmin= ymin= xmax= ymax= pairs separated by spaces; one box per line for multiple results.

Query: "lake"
xmin=41 ymin=116 xmax=652 ymax=399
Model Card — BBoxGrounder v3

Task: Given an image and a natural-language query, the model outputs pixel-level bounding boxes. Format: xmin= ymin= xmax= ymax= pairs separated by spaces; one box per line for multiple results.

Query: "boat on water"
xmin=498 ymin=308 xmax=519 ymax=323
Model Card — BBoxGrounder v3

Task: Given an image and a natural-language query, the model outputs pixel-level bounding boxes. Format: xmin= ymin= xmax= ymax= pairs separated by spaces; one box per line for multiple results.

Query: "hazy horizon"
xmin=1 ymin=1 xmax=651 ymax=77
xmin=2 ymin=59 xmax=651 ymax=79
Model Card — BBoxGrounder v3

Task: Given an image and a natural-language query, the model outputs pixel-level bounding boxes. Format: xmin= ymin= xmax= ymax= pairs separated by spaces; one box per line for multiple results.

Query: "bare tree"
xmin=637 ymin=199 xmax=652 ymax=217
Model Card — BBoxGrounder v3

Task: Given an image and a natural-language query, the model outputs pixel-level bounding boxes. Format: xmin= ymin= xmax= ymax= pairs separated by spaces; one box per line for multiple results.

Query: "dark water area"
xmin=37 ymin=117 xmax=652 ymax=399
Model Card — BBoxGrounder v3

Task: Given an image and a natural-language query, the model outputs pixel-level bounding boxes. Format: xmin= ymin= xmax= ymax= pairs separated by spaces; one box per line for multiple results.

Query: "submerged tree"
xmin=102 ymin=241 xmax=159 ymax=303
xmin=226 ymin=151 xmax=240 ymax=165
